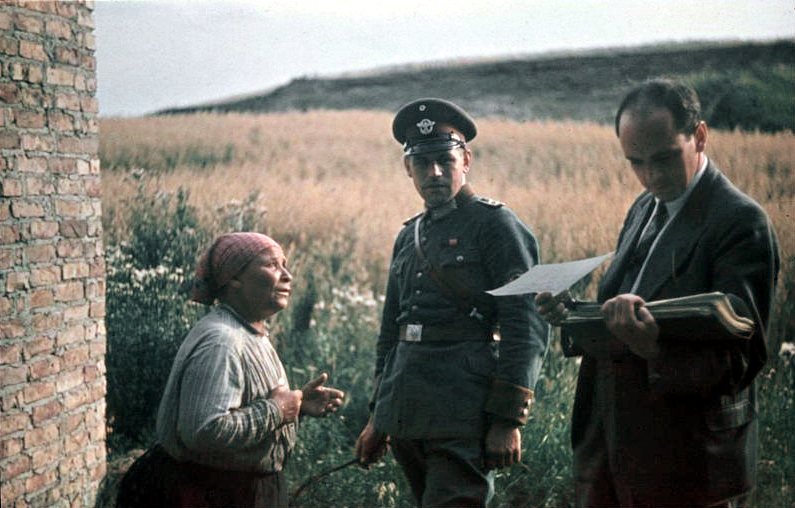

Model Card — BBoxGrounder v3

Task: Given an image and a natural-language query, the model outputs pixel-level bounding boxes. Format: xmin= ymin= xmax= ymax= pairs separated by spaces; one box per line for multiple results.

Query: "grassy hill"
xmin=157 ymin=40 xmax=794 ymax=131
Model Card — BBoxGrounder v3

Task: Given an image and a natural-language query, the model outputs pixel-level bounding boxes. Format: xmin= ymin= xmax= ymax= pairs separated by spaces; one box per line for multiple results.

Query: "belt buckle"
xmin=405 ymin=324 xmax=422 ymax=342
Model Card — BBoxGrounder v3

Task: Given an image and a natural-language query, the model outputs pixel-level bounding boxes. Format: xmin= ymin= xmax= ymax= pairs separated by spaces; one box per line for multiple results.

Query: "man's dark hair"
xmin=615 ymin=79 xmax=703 ymax=137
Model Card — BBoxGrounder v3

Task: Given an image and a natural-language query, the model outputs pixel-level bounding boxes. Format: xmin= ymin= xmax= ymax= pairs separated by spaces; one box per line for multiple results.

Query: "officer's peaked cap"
xmin=392 ymin=98 xmax=477 ymax=156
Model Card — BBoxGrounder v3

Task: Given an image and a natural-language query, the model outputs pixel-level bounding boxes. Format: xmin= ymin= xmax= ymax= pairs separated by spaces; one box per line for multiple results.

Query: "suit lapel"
xmin=635 ymin=163 xmax=717 ymax=300
xmin=598 ymin=193 xmax=655 ymax=300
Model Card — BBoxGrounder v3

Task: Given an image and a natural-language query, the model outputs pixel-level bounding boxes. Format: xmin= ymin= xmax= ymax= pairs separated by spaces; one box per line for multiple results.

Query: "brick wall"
xmin=0 ymin=1 xmax=106 ymax=507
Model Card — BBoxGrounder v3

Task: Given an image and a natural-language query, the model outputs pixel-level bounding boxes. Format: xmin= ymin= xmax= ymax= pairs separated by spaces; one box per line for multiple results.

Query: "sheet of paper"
xmin=487 ymin=252 xmax=613 ymax=296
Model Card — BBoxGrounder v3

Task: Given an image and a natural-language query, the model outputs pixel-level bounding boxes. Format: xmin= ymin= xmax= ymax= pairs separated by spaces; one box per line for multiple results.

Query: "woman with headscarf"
xmin=118 ymin=232 xmax=344 ymax=508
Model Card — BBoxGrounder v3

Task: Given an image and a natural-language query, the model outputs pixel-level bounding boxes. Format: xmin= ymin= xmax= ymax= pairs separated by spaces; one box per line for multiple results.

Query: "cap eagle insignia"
xmin=416 ymin=118 xmax=435 ymax=135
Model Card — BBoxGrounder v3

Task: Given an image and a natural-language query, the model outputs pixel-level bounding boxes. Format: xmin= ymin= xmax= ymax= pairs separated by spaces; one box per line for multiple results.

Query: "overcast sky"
xmin=94 ymin=0 xmax=794 ymax=117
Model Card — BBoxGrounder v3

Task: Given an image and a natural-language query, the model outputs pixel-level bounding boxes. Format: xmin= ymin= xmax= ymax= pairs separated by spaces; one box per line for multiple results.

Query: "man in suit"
xmin=536 ymin=79 xmax=779 ymax=507
xmin=355 ymin=98 xmax=549 ymax=507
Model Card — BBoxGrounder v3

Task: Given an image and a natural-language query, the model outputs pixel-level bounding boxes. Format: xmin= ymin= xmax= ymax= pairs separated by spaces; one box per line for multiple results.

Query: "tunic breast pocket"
xmin=438 ymin=245 xmax=484 ymax=289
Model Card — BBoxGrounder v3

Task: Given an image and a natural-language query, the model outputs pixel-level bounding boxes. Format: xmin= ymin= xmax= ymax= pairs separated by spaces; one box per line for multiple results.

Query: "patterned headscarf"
xmin=191 ymin=232 xmax=281 ymax=305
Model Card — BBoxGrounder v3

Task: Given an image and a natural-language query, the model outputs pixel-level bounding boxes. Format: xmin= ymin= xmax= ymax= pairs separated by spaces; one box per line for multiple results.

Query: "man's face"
xmin=232 ymin=249 xmax=293 ymax=320
xmin=618 ymin=106 xmax=706 ymax=202
xmin=404 ymin=145 xmax=471 ymax=208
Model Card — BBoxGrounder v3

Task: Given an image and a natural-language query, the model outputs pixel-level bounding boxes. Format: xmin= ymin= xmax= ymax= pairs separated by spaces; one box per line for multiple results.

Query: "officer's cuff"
xmin=483 ymin=378 xmax=534 ymax=425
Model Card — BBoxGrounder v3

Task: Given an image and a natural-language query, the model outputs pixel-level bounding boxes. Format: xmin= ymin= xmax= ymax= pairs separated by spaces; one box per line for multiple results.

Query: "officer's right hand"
xmin=269 ymin=384 xmax=303 ymax=423
xmin=535 ymin=291 xmax=569 ymax=325
xmin=355 ymin=418 xmax=389 ymax=468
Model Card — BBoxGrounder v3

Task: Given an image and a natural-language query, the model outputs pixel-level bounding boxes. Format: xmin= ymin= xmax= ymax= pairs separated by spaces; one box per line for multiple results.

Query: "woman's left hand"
xmin=300 ymin=372 xmax=345 ymax=417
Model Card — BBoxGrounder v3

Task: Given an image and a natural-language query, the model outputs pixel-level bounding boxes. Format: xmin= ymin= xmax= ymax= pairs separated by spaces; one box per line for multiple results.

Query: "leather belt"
xmin=399 ymin=323 xmax=495 ymax=343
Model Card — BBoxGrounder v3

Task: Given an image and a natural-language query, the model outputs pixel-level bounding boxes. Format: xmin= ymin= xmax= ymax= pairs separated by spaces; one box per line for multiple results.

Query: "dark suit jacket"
xmin=568 ymin=161 xmax=779 ymax=507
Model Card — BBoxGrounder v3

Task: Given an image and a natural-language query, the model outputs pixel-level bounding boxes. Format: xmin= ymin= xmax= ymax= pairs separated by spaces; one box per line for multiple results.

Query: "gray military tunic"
xmin=372 ymin=184 xmax=549 ymax=439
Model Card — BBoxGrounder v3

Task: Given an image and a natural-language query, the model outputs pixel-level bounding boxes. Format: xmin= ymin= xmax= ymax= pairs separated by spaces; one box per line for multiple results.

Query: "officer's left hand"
xmin=484 ymin=419 xmax=521 ymax=470
xmin=601 ymin=294 xmax=660 ymax=360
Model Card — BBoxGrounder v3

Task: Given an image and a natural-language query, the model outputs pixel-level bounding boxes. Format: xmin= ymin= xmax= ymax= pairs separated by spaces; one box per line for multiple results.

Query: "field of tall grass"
xmin=99 ymin=111 xmax=793 ymax=507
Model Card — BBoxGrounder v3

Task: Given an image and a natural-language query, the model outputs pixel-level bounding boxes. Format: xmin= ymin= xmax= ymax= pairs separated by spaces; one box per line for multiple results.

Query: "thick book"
xmin=562 ymin=292 xmax=755 ymax=346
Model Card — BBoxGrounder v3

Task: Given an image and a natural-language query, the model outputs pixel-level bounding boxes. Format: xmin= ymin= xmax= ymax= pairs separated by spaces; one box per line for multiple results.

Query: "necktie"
xmin=619 ymin=202 xmax=669 ymax=293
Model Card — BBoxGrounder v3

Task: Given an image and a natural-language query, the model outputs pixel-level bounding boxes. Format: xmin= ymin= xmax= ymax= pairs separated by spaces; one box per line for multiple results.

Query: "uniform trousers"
xmin=391 ymin=437 xmax=494 ymax=508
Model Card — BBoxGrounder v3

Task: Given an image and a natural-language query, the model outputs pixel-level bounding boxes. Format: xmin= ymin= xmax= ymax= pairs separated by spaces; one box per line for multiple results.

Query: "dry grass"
xmin=100 ymin=111 xmax=794 ymax=284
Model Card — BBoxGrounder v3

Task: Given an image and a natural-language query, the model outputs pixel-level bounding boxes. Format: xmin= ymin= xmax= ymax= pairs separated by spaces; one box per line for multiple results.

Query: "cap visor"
xmin=404 ymin=140 xmax=463 ymax=156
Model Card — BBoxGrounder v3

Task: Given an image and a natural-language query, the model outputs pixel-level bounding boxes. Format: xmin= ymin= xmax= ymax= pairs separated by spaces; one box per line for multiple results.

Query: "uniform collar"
xmin=425 ymin=184 xmax=476 ymax=221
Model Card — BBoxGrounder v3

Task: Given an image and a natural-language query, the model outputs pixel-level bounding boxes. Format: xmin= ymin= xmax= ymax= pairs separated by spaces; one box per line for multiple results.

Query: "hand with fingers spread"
xmin=299 ymin=372 xmax=345 ymax=418
xmin=601 ymin=293 xmax=660 ymax=360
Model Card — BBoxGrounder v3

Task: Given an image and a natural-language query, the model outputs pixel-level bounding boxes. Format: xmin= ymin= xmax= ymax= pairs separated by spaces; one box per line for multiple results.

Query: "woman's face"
xmin=231 ymin=248 xmax=293 ymax=321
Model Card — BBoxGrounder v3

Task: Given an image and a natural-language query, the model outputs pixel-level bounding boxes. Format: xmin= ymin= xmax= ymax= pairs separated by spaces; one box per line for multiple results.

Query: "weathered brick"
xmin=0 ymin=224 xmax=18 ymax=244
xmin=46 ymin=18 xmax=73 ymax=40
xmin=27 ymin=63 xmax=43 ymax=83
xmin=30 ymin=220 xmax=59 ymax=238
xmin=3 ymin=454 xmax=32 ymax=480
xmin=31 ymin=311 xmax=62 ymax=333
xmin=24 ymin=422 xmax=59 ymax=449
xmin=57 ymin=323 xmax=84 ymax=344
xmin=23 ymin=379 xmax=57 ymax=404
xmin=1 ymin=476 xmax=26 ymax=506
xmin=0 ymin=10 xmax=12 ymax=30
xmin=63 ymin=303 xmax=89 ymax=322
xmin=62 ymin=385 xmax=91 ymax=411
xmin=54 ymin=91 xmax=80 ymax=111
xmin=89 ymin=300 xmax=104 ymax=319
xmin=0 ymin=319 xmax=27 ymax=339
xmin=14 ymin=12 xmax=45 ymax=34
xmin=55 ymin=241 xmax=84 ymax=261
xmin=0 ymin=342 xmax=22 ymax=364
xmin=25 ymin=176 xmax=55 ymax=196
xmin=0 ymin=411 xmax=30 ymax=437
xmin=24 ymin=336 xmax=54 ymax=359
xmin=52 ymin=198 xmax=79 ymax=218
xmin=58 ymin=134 xmax=98 ymax=154
xmin=56 ymin=176 xmax=81 ymax=195
xmin=62 ymin=261 xmax=89 ymax=279
xmin=0 ymin=35 xmax=19 ymax=57
xmin=0 ymin=131 xmax=20 ymax=149
xmin=1 ymin=364 xmax=29 ymax=386
xmin=21 ymin=133 xmax=54 ymax=152
xmin=3 ymin=436 xmax=24 ymax=457
xmin=48 ymin=109 xmax=74 ymax=132
xmin=62 ymin=428 xmax=88 ymax=455
xmin=30 ymin=265 xmax=61 ymax=287
xmin=19 ymin=39 xmax=48 ymax=61
xmin=25 ymin=243 xmax=56 ymax=263
xmin=0 ymin=178 xmax=24 ymax=197
xmin=60 ymin=219 xmax=88 ymax=238
xmin=29 ymin=355 xmax=61 ymax=380
xmin=10 ymin=200 xmax=45 ymax=218
xmin=29 ymin=288 xmax=54 ymax=308
xmin=81 ymin=95 xmax=98 ymax=113
xmin=47 ymin=66 xmax=75 ymax=87
xmin=5 ymin=270 xmax=30 ymax=291
xmin=10 ymin=61 xmax=26 ymax=80
xmin=15 ymin=109 xmax=47 ymax=128
xmin=50 ymin=156 xmax=77 ymax=174
xmin=62 ymin=344 xmax=89 ymax=368
xmin=32 ymin=399 xmax=63 ymax=425
xmin=25 ymin=468 xmax=58 ymax=493
xmin=56 ymin=367 xmax=83 ymax=392
xmin=0 ymin=295 xmax=12 ymax=315
xmin=17 ymin=155 xmax=48 ymax=173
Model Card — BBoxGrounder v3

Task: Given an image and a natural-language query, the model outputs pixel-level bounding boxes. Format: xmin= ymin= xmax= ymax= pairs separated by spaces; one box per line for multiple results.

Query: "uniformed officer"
xmin=355 ymin=98 xmax=549 ymax=507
